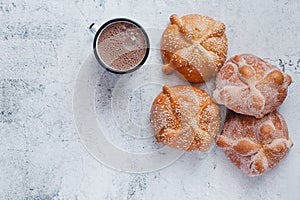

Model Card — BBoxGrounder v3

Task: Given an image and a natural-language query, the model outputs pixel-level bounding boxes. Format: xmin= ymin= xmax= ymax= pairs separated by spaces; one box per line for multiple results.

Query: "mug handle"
xmin=89 ymin=23 xmax=101 ymax=35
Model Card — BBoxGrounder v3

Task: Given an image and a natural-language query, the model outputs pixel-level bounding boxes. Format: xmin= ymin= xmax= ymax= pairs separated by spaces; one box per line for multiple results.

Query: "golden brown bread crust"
xmin=213 ymin=54 xmax=292 ymax=118
xmin=216 ymin=111 xmax=293 ymax=177
xmin=161 ymin=14 xmax=228 ymax=83
xmin=150 ymin=85 xmax=220 ymax=151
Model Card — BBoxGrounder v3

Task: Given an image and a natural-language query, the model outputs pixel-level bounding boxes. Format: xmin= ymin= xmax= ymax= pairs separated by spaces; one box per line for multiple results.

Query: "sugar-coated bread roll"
xmin=213 ymin=54 xmax=292 ymax=118
xmin=150 ymin=85 xmax=220 ymax=152
xmin=161 ymin=14 xmax=228 ymax=83
xmin=216 ymin=111 xmax=293 ymax=177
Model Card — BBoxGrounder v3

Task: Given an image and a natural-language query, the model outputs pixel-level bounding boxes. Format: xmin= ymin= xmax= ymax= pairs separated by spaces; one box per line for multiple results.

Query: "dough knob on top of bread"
xmin=216 ymin=111 xmax=293 ymax=177
xmin=213 ymin=54 xmax=292 ymax=118
xmin=161 ymin=14 xmax=228 ymax=83
xmin=150 ymin=85 xmax=220 ymax=152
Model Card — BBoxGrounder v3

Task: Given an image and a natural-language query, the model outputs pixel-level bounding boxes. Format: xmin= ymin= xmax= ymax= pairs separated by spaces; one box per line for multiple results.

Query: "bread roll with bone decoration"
xmin=161 ymin=14 xmax=228 ymax=83
xmin=150 ymin=85 xmax=220 ymax=151
xmin=213 ymin=54 xmax=292 ymax=118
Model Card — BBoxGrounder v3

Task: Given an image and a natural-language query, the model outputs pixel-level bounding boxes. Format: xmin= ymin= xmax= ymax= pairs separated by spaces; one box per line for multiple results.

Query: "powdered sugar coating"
xmin=161 ymin=14 xmax=228 ymax=83
xmin=213 ymin=54 xmax=292 ymax=118
xmin=216 ymin=111 xmax=293 ymax=177
xmin=150 ymin=85 xmax=220 ymax=152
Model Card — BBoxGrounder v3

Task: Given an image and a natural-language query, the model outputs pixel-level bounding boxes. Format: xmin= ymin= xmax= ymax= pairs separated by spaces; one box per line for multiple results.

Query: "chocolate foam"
xmin=97 ymin=21 xmax=147 ymax=71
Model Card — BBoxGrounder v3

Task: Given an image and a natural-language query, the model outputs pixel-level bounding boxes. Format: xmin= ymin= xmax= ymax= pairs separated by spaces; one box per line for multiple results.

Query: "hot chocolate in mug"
xmin=89 ymin=18 xmax=150 ymax=74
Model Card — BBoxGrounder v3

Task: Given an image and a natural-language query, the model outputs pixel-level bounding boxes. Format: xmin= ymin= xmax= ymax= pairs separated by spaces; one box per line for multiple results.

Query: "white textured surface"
xmin=1 ymin=0 xmax=300 ymax=199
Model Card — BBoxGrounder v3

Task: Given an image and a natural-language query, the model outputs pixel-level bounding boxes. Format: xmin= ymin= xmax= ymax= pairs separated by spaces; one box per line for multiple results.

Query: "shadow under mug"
xmin=89 ymin=18 xmax=150 ymax=74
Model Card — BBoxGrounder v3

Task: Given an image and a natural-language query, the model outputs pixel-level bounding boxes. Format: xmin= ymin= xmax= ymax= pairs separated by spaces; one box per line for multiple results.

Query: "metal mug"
xmin=89 ymin=18 xmax=150 ymax=74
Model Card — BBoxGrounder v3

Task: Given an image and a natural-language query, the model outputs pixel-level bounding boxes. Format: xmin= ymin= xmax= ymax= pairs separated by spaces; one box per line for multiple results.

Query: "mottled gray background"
xmin=1 ymin=0 xmax=300 ymax=199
